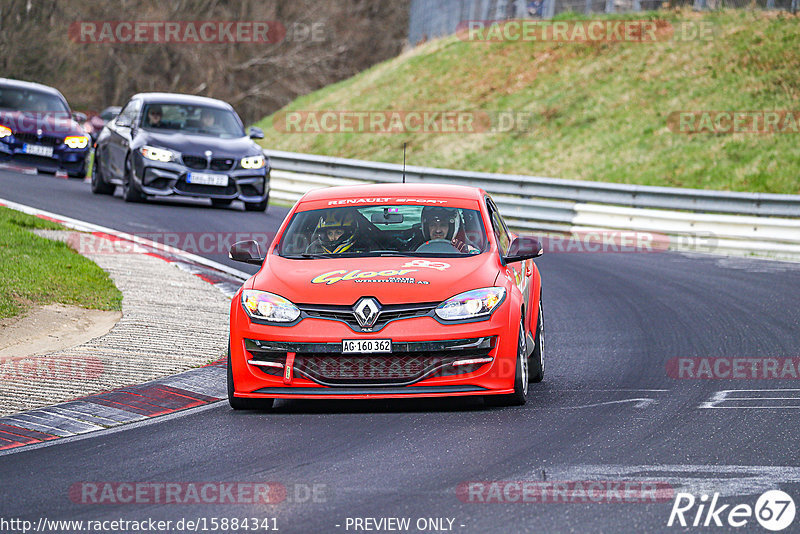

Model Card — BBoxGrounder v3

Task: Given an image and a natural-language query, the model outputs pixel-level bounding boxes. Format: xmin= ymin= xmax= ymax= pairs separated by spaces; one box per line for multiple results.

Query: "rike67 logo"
xmin=668 ymin=490 xmax=796 ymax=531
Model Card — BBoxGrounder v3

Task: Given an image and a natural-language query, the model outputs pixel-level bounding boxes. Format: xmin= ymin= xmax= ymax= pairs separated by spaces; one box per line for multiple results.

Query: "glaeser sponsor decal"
xmin=311 ymin=269 xmax=419 ymax=285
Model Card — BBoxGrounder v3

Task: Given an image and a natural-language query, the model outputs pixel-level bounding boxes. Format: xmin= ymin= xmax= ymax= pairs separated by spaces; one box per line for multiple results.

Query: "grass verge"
xmin=0 ymin=206 xmax=122 ymax=319
xmin=255 ymin=9 xmax=800 ymax=194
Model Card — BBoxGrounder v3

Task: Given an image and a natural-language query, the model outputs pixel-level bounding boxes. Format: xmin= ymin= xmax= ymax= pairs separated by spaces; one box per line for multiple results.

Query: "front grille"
xmin=297 ymin=302 xmax=438 ymax=332
xmin=244 ymin=337 xmax=494 ymax=387
xmin=210 ymin=157 xmax=235 ymax=171
xmin=14 ymin=132 xmax=62 ymax=146
xmin=182 ymin=155 xmax=207 ymax=169
xmin=175 ymin=180 xmax=237 ymax=196
xmin=11 ymin=154 xmax=58 ymax=166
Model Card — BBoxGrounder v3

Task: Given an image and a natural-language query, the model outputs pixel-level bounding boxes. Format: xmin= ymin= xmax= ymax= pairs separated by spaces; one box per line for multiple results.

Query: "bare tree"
xmin=0 ymin=0 xmax=409 ymax=123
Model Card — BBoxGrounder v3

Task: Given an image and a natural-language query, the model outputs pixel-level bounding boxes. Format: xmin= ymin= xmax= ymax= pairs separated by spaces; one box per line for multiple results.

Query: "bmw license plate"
xmin=23 ymin=144 xmax=53 ymax=157
xmin=186 ymin=172 xmax=228 ymax=186
xmin=342 ymin=339 xmax=392 ymax=353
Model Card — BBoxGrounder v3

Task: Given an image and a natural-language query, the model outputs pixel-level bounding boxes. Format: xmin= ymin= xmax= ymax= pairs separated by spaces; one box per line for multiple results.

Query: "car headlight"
xmin=0 ymin=125 xmax=12 ymax=139
xmin=241 ymin=154 xmax=266 ymax=169
xmin=435 ymin=287 xmax=506 ymax=321
xmin=242 ymin=290 xmax=300 ymax=323
xmin=140 ymin=145 xmax=177 ymax=162
xmin=64 ymin=135 xmax=90 ymax=149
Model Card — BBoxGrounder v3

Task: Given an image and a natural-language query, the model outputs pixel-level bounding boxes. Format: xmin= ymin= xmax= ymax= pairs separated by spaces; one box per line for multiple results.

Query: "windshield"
xmin=141 ymin=103 xmax=244 ymax=138
xmin=277 ymin=205 xmax=488 ymax=258
xmin=0 ymin=86 xmax=69 ymax=113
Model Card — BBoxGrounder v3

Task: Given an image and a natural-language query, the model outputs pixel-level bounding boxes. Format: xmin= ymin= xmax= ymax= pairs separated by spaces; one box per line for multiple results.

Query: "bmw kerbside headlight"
xmin=435 ymin=287 xmax=506 ymax=321
xmin=241 ymin=154 xmax=266 ymax=169
xmin=64 ymin=135 xmax=90 ymax=149
xmin=0 ymin=125 xmax=11 ymax=139
xmin=242 ymin=290 xmax=300 ymax=323
xmin=140 ymin=145 xmax=177 ymax=162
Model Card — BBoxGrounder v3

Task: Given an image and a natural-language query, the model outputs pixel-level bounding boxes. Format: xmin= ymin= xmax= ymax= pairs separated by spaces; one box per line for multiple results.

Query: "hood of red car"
xmin=254 ymin=254 xmax=499 ymax=305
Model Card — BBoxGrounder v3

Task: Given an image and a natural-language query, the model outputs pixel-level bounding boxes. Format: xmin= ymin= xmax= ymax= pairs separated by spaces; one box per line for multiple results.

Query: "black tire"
xmin=227 ymin=347 xmax=274 ymax=411
xmin=122 ymin=155 xmax=145 ymax=203
xmin=90 ymin=152 xmax=115 ymax=195
xmin=211 ymin=198 xmax=233 ymax=208
xmin=244 ymin=193 xmax=269 ymax=212
xmin=485 ymin=319 xmax=528 ymax=407
xmin=529 ymin=297 xmax=545 ymax=383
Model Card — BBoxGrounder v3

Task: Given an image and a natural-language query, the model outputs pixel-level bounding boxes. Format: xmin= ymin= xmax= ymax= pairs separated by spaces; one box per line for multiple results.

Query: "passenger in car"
xmin=306 ymin=209 xmax=363 ymax=254
xmin=146 ymin=105 xmax=164 ymax=128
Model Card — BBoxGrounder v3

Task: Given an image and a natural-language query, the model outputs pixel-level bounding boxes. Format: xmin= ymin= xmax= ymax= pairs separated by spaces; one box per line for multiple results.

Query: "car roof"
xmin=299 ymin=183 xmax=486 ymax=203
xmin=130 ymin=92 xmax=233 ymax=110
xmin=0 ymin=78 xmax=64 ymax=96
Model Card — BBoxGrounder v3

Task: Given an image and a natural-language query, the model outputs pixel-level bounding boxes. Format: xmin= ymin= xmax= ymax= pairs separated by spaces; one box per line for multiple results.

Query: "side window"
xmin=486 ymin=197 xmax=511 ymax=255
xmin=116 ymin=100 xmax=140 ymax=127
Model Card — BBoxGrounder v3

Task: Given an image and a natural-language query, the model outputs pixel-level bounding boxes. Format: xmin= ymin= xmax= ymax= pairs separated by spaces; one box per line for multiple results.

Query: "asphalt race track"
xmin=2 ymin=169 xmax=800 ymax=533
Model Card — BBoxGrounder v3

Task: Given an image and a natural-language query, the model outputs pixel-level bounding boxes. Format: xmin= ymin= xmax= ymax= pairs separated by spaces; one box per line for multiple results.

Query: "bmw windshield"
xmin=277 ymin=205 xmax=489 ymax=258
xmin=0 ymin=86 xmax=69 ymax=113
xmin=140 ymin=103 xmax=245 ymax=138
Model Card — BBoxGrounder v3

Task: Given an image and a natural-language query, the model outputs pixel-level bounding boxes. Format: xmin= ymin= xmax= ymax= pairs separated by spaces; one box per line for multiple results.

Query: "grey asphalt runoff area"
xmin=0 ymin=230 xmax=231 ymax=417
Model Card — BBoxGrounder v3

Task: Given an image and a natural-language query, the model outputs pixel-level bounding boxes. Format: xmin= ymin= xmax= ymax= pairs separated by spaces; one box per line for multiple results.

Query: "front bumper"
xmin=230 ymin=303 xmax=518 ymax=400
xmin=132 ymin=156 xmax=269 ymax=203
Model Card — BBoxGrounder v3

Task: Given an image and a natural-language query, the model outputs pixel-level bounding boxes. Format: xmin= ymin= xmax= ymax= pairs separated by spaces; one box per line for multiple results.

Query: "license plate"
xmin=186 ymin=172 xmax=228 ymax=186
xmin=342 ymin=339 xmax=392 ymax=353
xmin=23 ymin=144 xmax=53 ymax=157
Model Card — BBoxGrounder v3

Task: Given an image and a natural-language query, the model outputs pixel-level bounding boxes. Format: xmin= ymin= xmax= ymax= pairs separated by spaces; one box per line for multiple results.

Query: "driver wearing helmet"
xmin=416 ymin=206 xmax=480 ymax=253
xmin=306 ymin=209 xmax=359 ymax=254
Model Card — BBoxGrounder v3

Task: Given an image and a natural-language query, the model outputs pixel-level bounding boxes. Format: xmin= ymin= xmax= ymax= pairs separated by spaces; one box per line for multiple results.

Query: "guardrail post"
xmin=543 ymin=0 xmax=556 ymax=18
xmin=605 ymin=0 xmax=615 ymax=13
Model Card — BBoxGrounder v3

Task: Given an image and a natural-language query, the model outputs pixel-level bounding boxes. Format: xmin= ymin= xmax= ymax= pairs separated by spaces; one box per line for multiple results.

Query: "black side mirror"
xmin=249 ymin=126 xmax=264 ymax=139
xmin=229 ymin=240 xmax=264 ymax=265
xmin=505 ymin=236 xmax=543 ymax=263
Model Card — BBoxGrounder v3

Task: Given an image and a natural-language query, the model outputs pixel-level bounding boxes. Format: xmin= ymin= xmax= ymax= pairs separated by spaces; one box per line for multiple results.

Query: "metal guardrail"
xmin=265 ymin=149 xmax=800 ymax=217
xmin=264 ymin=148 xmax=800 ymax=261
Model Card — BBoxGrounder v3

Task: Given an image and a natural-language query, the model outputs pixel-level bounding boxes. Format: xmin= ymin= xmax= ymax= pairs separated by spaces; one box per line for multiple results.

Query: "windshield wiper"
xmin=280 ymin=253 xmax=338 ymax=259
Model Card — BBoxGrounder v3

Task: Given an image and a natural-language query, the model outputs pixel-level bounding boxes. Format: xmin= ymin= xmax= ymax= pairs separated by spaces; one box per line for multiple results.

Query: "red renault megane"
xmin=227 ymin=183 xmax=544 ymax=409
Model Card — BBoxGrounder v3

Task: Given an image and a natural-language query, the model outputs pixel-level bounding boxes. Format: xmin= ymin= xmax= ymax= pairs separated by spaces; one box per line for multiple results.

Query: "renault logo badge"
xmin=353 ymin=297 xmax=380 ymax=328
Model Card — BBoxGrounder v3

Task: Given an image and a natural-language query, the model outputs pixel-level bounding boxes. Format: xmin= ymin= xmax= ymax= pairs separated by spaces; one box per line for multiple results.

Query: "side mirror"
xmin=115 ymin=116 xmax=132 ymax=128
xmin=505 ymin=236 xmax=542 ymax=263
xmin=229 ymin=240 xmax=264 ymax=265
xmin=72 ymin=111 xmax=88 ymax=123
xmin=249 ymin=126 xmax=264 ymax=139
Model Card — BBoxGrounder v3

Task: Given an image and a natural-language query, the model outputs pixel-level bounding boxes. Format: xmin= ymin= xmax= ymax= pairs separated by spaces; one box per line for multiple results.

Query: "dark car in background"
xmin=0 ymin=78 xmax=91 ymax=178
xmin=81 ymin=106 xmax=121 ymax=142
xmin=92 ymin=93 xmax=270 ymax=211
